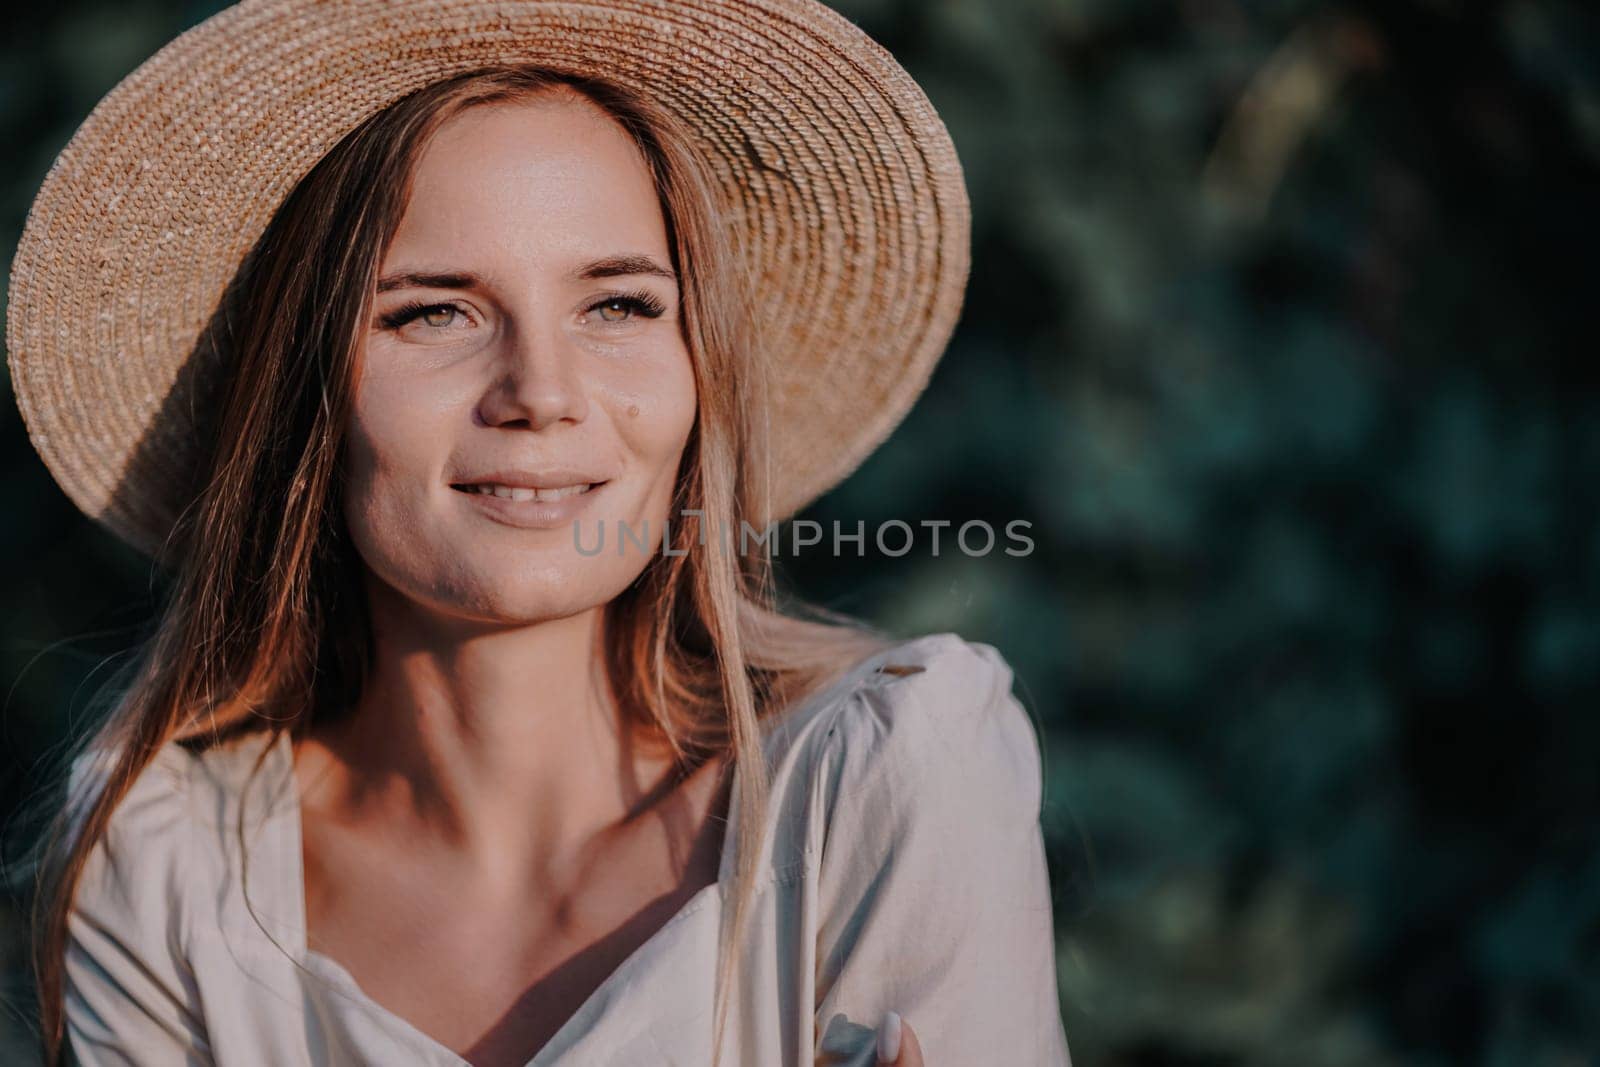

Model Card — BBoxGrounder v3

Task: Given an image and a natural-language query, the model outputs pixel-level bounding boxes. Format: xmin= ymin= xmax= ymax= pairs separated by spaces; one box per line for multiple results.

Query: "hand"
xmin=876 ymin=1010 xmax=924 ymax=1066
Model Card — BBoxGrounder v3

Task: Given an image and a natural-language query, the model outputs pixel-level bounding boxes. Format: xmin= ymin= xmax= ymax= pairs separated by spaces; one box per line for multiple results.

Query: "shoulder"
xmin=810 ymin=631 xmax=1044 ymax=843
xmin=67 ymin=726 xmax=279 ymax=929
xmin=64 ymin=741 xmax=229 ymax=1059
xmin=805 ymin=636 xmax=1071 ymax=1066
xmin=69 ymin=739 xmax=199 ymax=862
xmin=67 ymin=738 xmax=203 ymax=951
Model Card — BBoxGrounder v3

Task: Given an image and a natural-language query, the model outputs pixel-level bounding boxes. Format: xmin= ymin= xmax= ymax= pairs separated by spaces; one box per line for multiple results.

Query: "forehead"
xmin=385 ymin=93 xmax=669 ymax=271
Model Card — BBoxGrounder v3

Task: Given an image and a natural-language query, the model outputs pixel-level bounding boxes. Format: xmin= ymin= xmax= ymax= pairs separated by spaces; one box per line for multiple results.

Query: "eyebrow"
xmin=576 ymin=254 xmax=677 ymax=282
xmin=375 ymin=254 xmax=676 ymax=293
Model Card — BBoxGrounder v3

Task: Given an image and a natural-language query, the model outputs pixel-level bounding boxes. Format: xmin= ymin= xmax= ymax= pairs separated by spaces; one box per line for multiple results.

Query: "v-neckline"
xmin=269 ymin=730 xmax=740 ymax=1067
xmin=239 ymin=641 xmax=900 ymax=1065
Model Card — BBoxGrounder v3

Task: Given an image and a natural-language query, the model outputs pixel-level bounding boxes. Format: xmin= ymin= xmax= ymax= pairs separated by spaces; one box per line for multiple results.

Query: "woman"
xmin=7 ymin=2 xmax=1072 ymax=1065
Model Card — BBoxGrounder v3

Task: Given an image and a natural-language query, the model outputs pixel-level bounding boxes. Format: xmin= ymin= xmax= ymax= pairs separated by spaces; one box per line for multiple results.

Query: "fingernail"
xmin=877 ymin=1009 xmax=902 ymax=1063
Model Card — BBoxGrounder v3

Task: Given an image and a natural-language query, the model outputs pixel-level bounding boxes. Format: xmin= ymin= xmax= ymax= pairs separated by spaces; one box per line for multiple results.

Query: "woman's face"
xmin=342 ymin=92 xmax=697 ymax=625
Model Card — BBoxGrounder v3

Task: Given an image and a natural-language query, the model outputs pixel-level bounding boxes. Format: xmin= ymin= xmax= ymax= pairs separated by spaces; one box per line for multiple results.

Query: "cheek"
xmin=341 ymin=379 xmax=447 ymax=544
xmin=614 ymin=346 xmax=698 ymax=466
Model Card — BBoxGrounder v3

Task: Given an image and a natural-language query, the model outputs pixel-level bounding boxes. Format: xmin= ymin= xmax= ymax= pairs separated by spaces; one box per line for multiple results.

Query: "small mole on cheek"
xmin=627 ymin=403 xmax=640 ymax=418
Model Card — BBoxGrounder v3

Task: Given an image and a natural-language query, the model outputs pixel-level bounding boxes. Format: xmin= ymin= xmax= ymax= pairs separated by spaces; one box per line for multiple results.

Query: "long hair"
xmin=25 ymin=65 xmax=893 ymax=1066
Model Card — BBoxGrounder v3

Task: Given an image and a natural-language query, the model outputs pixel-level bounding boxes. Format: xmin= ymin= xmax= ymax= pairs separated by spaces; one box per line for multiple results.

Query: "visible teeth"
xmin=538 ymin=484 xmax=591 ymax=502
xmin=473 ymin=483 xmax=592 ymax=502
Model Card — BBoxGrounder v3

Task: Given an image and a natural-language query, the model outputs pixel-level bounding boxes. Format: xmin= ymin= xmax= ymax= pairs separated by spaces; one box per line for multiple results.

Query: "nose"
xmin=475 ymin=320 xmax=589 ymax=432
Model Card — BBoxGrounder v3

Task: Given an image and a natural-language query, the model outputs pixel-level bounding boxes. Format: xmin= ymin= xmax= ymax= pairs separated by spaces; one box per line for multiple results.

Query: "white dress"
xmin=64 ymin=632 xmax=1073 ymax=1066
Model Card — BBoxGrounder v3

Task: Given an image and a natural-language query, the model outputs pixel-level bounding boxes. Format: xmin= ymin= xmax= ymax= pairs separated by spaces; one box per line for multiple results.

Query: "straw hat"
xmin=5 ymin=0 xmax=969 ymax=561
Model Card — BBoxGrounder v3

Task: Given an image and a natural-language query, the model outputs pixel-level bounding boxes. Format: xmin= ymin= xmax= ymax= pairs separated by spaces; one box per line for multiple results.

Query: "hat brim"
xmin=5 ymin=0 xmax=970 ymax=560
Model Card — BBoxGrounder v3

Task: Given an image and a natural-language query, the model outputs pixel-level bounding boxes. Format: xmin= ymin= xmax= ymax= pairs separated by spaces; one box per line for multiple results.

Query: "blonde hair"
xmin=27 ymin=65 xmax=893 ymax=1066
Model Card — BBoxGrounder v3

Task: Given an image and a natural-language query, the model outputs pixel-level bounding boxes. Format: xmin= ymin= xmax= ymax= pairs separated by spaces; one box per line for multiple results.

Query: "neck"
xmin=305 ymin=576 xmax=681 ymax=892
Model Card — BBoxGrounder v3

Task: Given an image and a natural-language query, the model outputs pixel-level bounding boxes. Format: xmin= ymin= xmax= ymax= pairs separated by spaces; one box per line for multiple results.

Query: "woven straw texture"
xmin=5 ymin=0 xmax=970 ymax=560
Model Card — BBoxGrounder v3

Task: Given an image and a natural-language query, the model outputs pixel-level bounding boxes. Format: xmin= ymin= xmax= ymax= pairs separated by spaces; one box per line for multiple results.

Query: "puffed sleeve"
xmin=811 ymin=635 xmax=1072 ymax=1066
xmin=63 ymin=744 xmax=213 ymax=1066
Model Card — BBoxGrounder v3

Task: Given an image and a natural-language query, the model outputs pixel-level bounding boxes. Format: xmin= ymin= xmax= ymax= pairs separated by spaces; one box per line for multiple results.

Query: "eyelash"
xmin=377 ymin=290 xmax=668 ymax=331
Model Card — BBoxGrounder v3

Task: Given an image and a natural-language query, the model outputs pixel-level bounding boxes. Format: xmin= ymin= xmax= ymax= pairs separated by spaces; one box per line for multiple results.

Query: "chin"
xmin=453 ymin=557 xmax=645 ymax=623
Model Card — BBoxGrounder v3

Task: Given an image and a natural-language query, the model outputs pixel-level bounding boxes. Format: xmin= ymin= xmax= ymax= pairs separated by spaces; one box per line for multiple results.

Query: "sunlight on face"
xmin=342 ymin=91 xmax=697 ymax=624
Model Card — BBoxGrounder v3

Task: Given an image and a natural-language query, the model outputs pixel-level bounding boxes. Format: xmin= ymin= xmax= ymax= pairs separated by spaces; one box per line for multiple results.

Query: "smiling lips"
xmin=449 ymin=466 xmax=612 ymax=501
xmin=447 ymin=470 xmax=612 ymax=529
xmin=456 ymin=482 xmax=595 ymax=503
